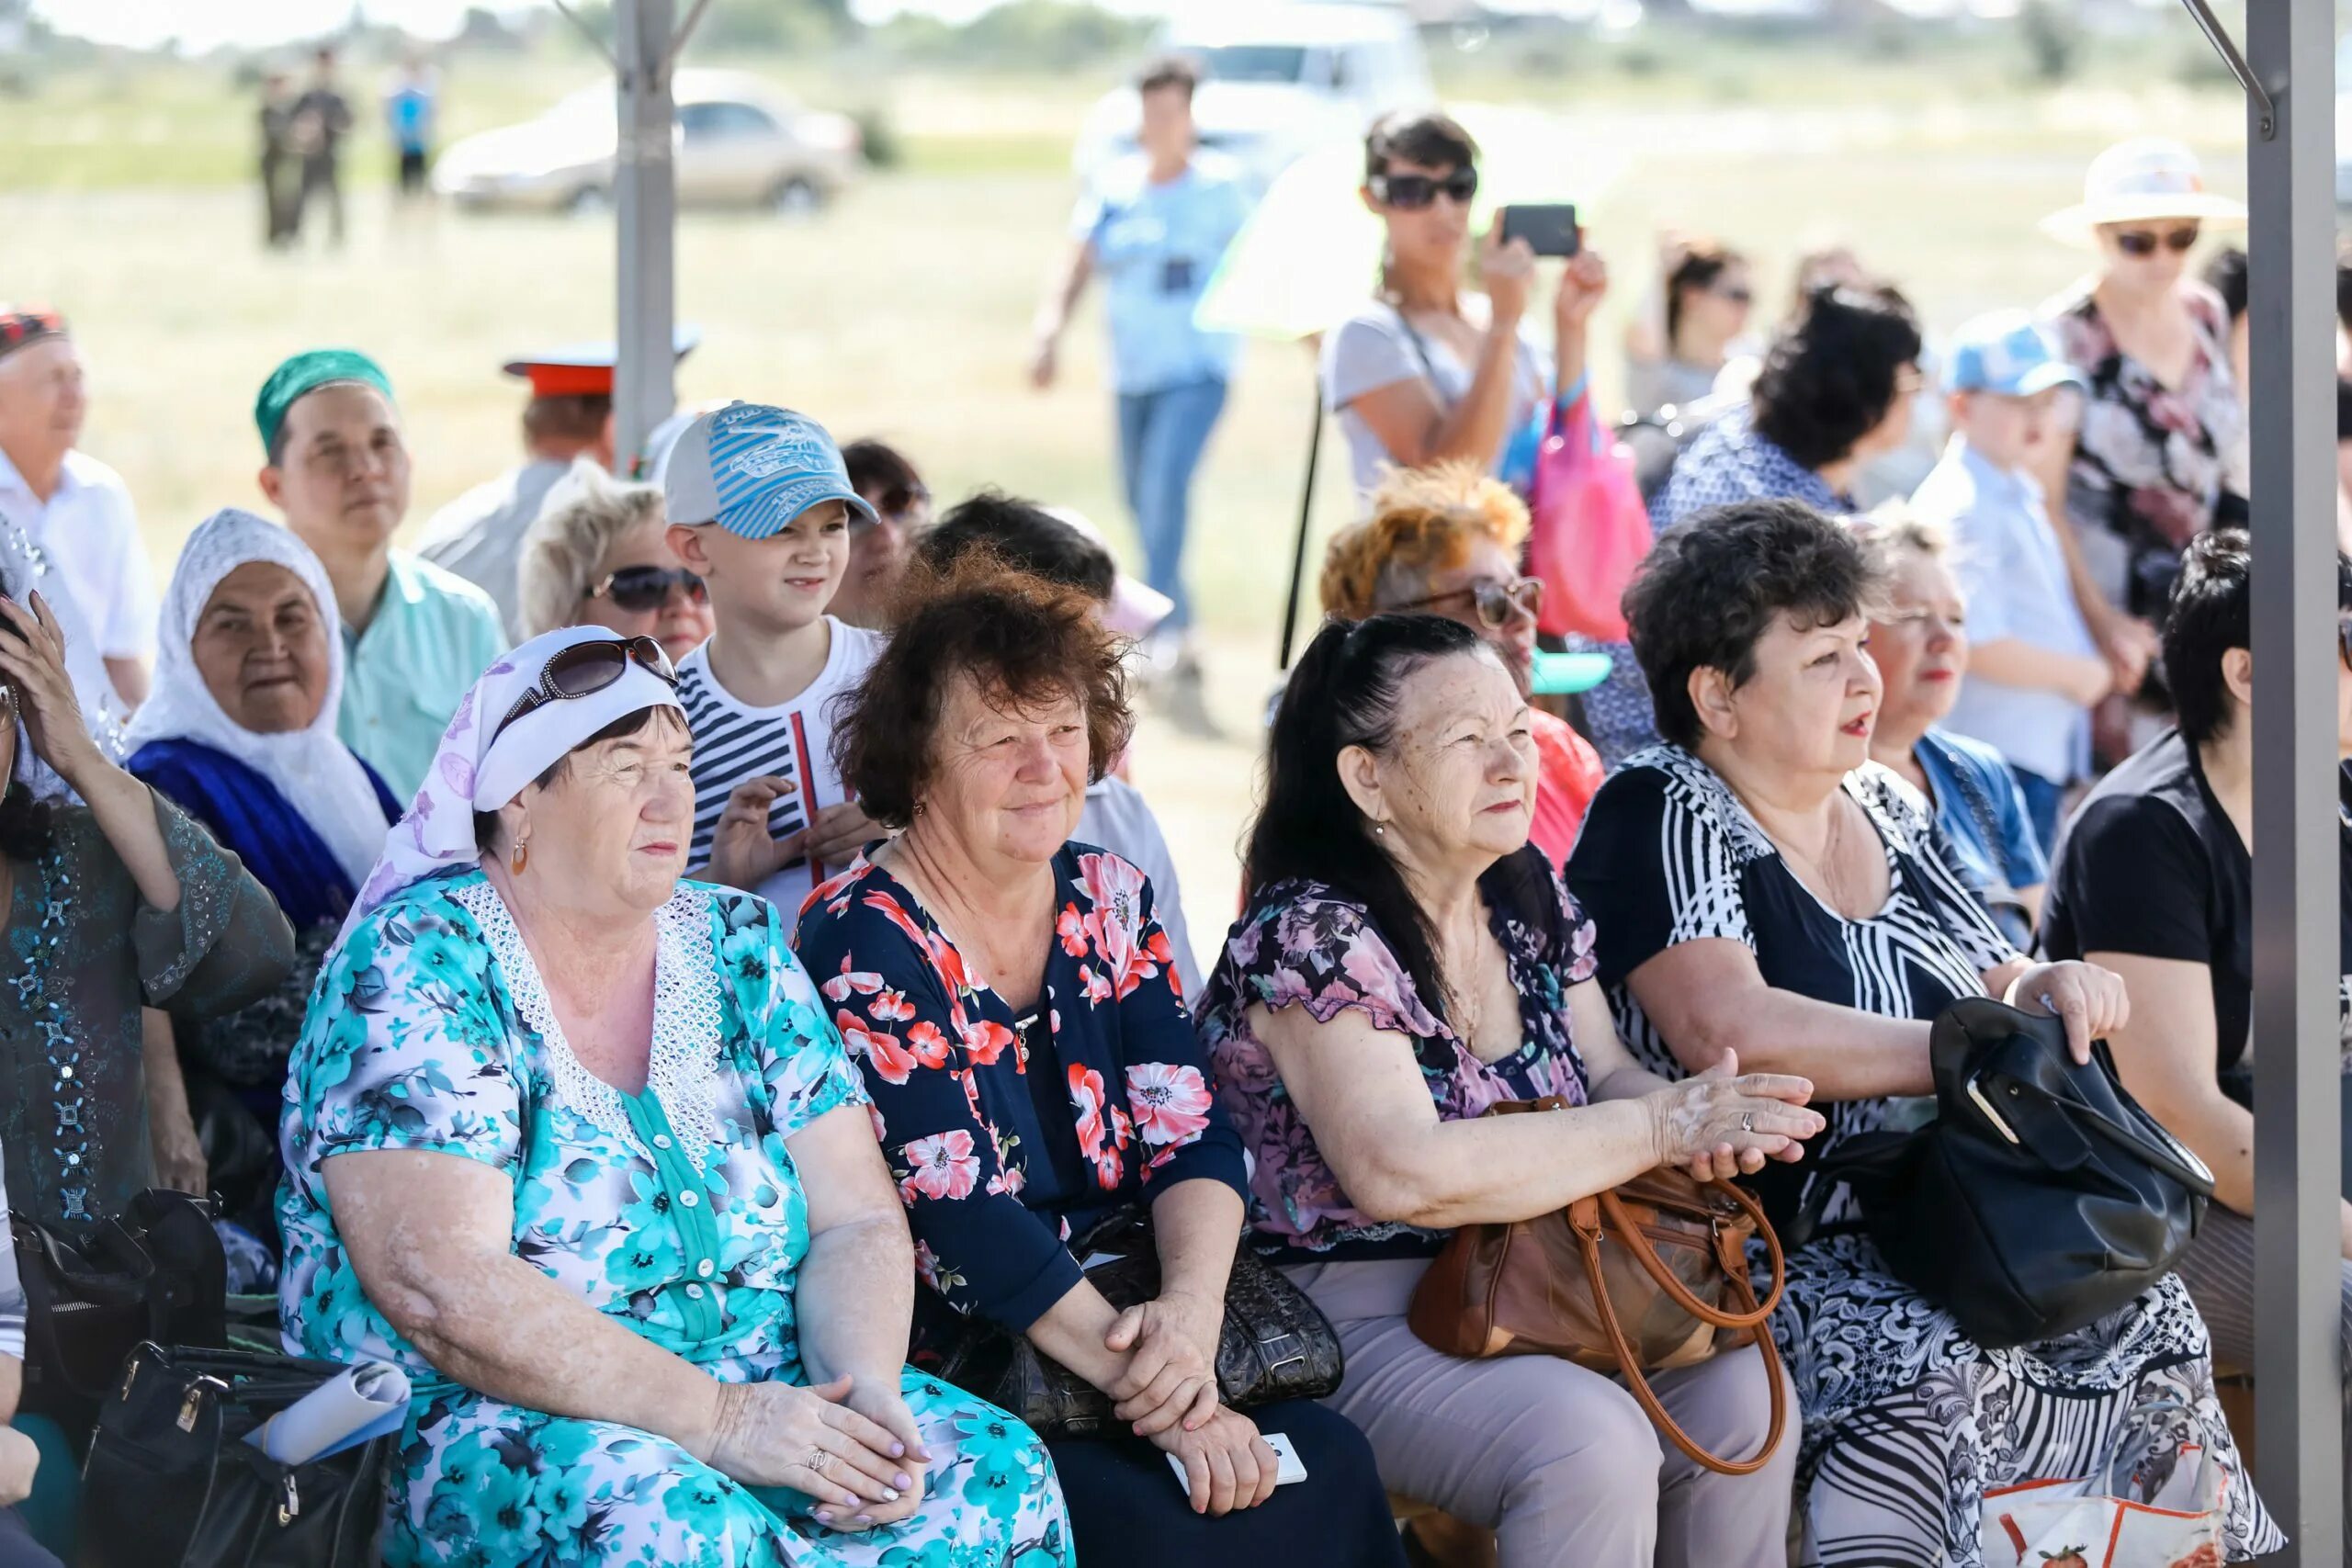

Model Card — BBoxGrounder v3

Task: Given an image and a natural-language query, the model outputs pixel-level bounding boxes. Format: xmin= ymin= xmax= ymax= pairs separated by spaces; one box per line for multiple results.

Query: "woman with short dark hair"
xmin=1653 ymin=284 xmax=1924 ymax=533
xmin=1624 ymin=236 xmax=1755 ymax=418
xmin=1566 ymin=499 xmax=2278 ymax=1564
xmin=831 ymin=439 xmax=931 ymax=629
xmin=1321 ymin=109 xmax=1610 ymax=501
xmin=794 ymin=560 xmax=1403 ymax=1568
xmin=2041 ymin=530 xmax=2352 ymax=1552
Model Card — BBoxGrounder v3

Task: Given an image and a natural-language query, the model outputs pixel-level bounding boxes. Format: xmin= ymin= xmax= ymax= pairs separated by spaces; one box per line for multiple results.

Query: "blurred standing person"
xmin=0 ymin=309 xmax=154 ymax=720
xmin=254 ymin=349 xmax=507 ymax=799
xmin=1913 ymin=313 xmax=2108 ymax=852
xmin=1029 ymin=56 xmax=1251 ymax=735
xmin=383 ymin=51 xmax=437 ymax=230
xmin=258 ymin=70 xmax=299 ymax=249
xmin=1623 ymin=236 xmax=1755 ymax=419
xmin=290 ymin=47 xmax=352 ymax=251
xmin=829 ymin=438 xmax=931 ymax=629
xmin=1323 ymin=110 xmax=1608 ymax=504
xmin=2037 ymin=137 xmax=2247 ymax=758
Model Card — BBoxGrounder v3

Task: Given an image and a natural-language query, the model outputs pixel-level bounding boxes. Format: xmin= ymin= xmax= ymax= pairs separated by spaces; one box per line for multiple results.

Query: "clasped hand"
xmin=704 ymin=1373 xmax=931 ymax=1533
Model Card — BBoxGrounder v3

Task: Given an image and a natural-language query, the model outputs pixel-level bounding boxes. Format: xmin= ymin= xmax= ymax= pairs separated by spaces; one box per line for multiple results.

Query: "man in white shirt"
xmin=0 ymin=309 xmax=155 ymax=716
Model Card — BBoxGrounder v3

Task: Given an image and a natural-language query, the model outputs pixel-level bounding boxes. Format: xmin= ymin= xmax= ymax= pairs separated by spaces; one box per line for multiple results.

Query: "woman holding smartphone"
xmin=1322 ymin=110 xmax=1608 ymax=502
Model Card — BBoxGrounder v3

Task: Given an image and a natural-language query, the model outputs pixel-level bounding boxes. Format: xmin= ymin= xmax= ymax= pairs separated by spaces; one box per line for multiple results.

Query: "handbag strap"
xmin=1588 ymin=1180 xmax=1784 ymax=1332
xmin=1572 ymin=1216 xmax=1788 ymax=1476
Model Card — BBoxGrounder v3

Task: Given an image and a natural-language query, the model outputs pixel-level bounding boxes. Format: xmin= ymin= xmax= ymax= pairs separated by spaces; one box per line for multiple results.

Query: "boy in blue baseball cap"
xmin=662 ymin=402 xmax=885 ymax=910
xmin=1910 ymin=311 xmax=2110 ymax=851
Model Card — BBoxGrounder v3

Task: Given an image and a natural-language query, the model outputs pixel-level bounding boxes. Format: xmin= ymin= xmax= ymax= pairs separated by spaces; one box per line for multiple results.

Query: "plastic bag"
xmin=1983 ymin=1434 xmax=2232 ymax=1568
xmin=1525 ymin=391 xmax=1654 ymax=644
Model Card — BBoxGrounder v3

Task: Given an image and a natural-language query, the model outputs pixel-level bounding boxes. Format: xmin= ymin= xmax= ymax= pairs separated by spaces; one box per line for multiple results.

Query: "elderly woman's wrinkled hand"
xmin=1646 ymin=1051 xmax=1825 ymax=1178
xmin=1105 ymin=1288 xmax=1223 ymax=1437
xmin=0 ymin=592 xmax=97 ymax=785
xmin=703 ymin=1373 xmax=917 ymax=1528
xmin=1149 ymin=1405 xmax=1280 ymax=1517
xmin=2007 ymin=960 xmax=2130 ymax=1066
xmin=828 ymin=1377 xmax=932 ymax=1531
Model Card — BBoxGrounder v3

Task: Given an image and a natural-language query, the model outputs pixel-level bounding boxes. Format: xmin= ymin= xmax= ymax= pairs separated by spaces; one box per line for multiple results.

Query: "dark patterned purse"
xmin=929 ymin=1209 xmax=1343 ymax=1439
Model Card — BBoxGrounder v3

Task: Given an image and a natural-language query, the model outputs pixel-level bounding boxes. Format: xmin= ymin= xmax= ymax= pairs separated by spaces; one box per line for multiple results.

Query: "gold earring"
xmin=510 ymin=839 xmax=529 ymax=874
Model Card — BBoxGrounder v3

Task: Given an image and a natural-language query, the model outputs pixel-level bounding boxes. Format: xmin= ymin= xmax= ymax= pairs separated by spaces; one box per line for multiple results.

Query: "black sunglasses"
xmin=1391 ymin=577 xmax=1543 ymax=630
xmin=494 ymin=637 xmax=677 ymax=742
xmin=594 ymin=564 xmax=706 ymax=615
xmin=864 ymin=483 xmax=928 ymax=524
xmin=1372 ymin=168 xmax=1479 ymax=210
xmin=1714 ymin=284 xmax=1756 ymax=306
xmin=2114 ymin=225 xmax=2201 ymax=257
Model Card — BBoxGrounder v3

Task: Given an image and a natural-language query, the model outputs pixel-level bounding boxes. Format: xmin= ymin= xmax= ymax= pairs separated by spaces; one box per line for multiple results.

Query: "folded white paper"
xmin=244 ymin=1361 xmax=412 ymax=1465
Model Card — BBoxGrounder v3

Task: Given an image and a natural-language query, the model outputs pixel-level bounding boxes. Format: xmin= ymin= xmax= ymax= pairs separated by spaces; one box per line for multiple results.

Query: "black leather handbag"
xmin=929 ymin=1209 xmax=1343 ymax=1439
xmin=8 ymin=1189 xmax=226 ymax=1442
xmin=1790 ymin=997 xmax=2215 ymax=1350
xmin=77 ymin=1342 xmax=392 ymax=1568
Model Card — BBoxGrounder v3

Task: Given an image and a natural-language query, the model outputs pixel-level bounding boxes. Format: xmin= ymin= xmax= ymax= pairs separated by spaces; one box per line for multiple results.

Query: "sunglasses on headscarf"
xmin=492 ymin=637 xmax=677 ymax=744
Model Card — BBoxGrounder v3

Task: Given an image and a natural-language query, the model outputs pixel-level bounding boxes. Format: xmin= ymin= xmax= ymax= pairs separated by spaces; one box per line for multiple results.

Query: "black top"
xmin=2041 ymin=729 xmax=2352 ymax=1084
xmin=1566 ymin=745 xmax=2014 ymax=1229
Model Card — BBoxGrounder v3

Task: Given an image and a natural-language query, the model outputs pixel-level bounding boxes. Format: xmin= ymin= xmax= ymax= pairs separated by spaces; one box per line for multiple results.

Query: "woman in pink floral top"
xmin=791 ymin=558 xmax=1406 ymax=1568
xmin=1193 ymin=613 xmax=1822 ymax=1568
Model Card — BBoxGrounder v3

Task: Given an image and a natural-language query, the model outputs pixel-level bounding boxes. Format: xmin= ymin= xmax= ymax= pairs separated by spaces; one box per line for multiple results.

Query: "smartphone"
xmin=1499 ymin=203 xmax=1580 ymax=258
xmin=1166 ymin=1431 xmax=1309 ymax=1489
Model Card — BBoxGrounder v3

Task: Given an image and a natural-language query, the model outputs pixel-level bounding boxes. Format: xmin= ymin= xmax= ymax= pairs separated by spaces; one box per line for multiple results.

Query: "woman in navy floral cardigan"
xmin=792 ymin=556 xmax=1402 ymax=1568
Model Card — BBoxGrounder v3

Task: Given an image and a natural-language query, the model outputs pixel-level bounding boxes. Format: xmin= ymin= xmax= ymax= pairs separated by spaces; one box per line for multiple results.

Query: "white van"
xmin=1072 ymin=4 xmax=1435 ymax=189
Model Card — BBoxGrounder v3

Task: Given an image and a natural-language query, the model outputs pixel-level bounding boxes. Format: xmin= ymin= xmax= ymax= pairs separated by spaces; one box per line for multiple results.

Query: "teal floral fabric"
xmin=277 ymin=867 xmax=1071 ymax=1568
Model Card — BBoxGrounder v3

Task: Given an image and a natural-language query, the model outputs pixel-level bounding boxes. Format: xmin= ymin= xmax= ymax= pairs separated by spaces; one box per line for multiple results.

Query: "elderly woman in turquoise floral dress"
xmin=277 ymin=626 xmax=1069 ymax=1568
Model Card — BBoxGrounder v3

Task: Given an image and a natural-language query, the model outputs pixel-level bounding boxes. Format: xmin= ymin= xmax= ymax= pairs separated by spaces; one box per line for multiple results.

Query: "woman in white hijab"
xmin=124 ymin=507 xmax=402 ymax=1276
xmin=277 ymin=626 xmax=1071 ymax=1568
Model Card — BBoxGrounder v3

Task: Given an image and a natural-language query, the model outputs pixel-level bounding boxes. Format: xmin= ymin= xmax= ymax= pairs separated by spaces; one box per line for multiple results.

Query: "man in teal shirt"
xmin=254 ymin=349 xmax=506 ymax=801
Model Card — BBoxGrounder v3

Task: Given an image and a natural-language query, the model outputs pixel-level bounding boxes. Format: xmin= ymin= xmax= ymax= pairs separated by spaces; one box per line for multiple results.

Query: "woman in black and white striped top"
xmin=1566 ymin=498 xmax=2279 ymax=1567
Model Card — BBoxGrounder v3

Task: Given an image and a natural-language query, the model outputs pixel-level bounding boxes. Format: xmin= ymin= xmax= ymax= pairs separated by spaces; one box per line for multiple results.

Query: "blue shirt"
xmin=1912 ymin=727 xmax=2049 ymax=951
xmin=339 ymin=550 xmax=509 ymax=803
xmin=1913 ymin=440 xmax=2098 ymax=785
xmin=1651 ymin=408 xmax=1853 ymax=533
xmin=386 ymin=83 xmax=434 ymax=153
xmin=1072 ymin=152 xmax=1252 ymax=396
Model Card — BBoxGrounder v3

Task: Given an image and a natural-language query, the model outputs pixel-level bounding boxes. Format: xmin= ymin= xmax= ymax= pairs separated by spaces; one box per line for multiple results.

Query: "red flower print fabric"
xmin=794 ymin=844 xmax=1249 ymax=1330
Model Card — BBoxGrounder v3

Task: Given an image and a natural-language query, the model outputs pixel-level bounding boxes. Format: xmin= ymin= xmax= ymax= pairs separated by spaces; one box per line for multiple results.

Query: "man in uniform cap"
xmin=254 ymin=347 xmax=507 ymax=800
xmin=0 ymin=307 xmax=155 ymax=737
xmin=418 ymin=328 xmax=697 ymax=638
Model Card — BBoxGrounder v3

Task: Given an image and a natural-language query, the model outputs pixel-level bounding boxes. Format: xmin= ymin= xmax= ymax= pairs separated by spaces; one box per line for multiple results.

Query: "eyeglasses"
xmin=1370 ymin=168 xmax=1479 ymax=210
xmin=592 ymin=565 xmax=707 ymax=615
xmin=865 ymin=482 xmax=929 ymax=524
xmin=1713 ymin=284 xmax=1755 ymax=306
xmin=1390 ymin=576 xmax=1543 ymax=629
xmin=493 ymin=636 xmax=677 ymax=742
xmin=2114 ymin=226 xmax=2201 ymax=258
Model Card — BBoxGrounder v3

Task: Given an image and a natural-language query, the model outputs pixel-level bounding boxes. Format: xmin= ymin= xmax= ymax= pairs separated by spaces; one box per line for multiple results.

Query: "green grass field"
xmin=0 ymin=40 xmax=2254 ymax=964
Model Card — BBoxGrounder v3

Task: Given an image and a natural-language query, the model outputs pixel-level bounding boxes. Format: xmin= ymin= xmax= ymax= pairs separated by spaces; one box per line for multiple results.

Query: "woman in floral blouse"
xmin=1192 ymin=613 xmax=1823 ymax=1568
xmin=794 ymin=558 xmax=1403 ymax=1568
xmin=279 ymin=626 xmax=1069 ymax=1568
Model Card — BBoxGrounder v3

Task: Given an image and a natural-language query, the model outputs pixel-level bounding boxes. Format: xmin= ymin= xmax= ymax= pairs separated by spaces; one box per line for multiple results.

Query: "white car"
xmin=1072 ymin=4 xmax=1435 ymax=190
xmin=434 ymin=69 xmax=861 ymax=216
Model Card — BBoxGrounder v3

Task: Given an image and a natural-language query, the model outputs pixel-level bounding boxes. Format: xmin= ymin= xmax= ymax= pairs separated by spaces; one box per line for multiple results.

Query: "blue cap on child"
xmin=661 ymin=401 xmax=877 ymax=538
xmin=1945 ymin=312 xmax=2085 ymax=400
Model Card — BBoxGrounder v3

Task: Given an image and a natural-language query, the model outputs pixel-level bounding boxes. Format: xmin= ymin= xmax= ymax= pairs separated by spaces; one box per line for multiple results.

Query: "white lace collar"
xmin=452 ymin=878 xmax=729 ymax=1171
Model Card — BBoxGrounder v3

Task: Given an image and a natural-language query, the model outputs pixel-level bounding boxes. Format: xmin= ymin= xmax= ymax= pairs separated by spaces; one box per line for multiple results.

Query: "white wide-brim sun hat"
xmin=2040 ymin=136 xmax=2247 ymax=246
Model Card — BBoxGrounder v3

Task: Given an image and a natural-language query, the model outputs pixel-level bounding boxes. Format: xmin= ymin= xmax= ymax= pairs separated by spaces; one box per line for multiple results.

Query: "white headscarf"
xmin=124 ymin=508 xmax=388 ymax=886
xmin=337 ymin=625 xmax=685 ymax=944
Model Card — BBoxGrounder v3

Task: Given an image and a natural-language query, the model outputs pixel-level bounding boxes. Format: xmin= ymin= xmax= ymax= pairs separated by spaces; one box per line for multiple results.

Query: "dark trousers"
xmin=1045 ymin=1397 xmax=1406 ymax=1567
xmin=259 ymin=151 xmax=296 ymax=247
xmin=296 ymin=154 xmax=344 ymax=247
xmin=0 ymin=1506 xmax=62 ymax=1568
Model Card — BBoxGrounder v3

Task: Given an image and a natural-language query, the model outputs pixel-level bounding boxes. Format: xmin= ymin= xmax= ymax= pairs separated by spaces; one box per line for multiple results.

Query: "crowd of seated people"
xmin=1 ymin=106 xmax=2342 ymax=1568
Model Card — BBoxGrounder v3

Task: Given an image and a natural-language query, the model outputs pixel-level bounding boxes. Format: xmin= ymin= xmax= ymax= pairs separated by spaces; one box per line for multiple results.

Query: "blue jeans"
xmin=2009 ymin=764 xmax=2065 ymax=856
xmin=1115 ymin=377 xmax=1228 ymax=633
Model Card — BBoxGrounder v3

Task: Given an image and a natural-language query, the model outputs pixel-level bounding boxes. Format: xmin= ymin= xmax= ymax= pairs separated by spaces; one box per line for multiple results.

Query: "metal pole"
xmin=1277 ymin=387 xmax=1325 ymax=671
xmin=614 ymin=0 xmax=677 ymax=469
xmin=2245 ymin=0 xmax=2341 ymax=1556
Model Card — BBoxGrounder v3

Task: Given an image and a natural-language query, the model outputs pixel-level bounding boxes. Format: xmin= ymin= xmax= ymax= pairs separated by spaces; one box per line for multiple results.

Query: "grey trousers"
xmin=2168 ymin=1201 xmax=2352 ymax=1552
xmin=1289 ymin=1257 xmax=1796 ymax=1568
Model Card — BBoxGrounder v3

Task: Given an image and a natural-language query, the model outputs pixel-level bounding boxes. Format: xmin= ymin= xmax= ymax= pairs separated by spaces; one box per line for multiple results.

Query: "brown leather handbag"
xmin=1407 ymin=1098 xmax=1789 ymax=1476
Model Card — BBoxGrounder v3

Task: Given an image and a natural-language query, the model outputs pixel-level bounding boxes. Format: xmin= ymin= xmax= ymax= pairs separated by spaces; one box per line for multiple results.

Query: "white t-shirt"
xmin=0 ymin=446 xmax=156 ymax=661
xmin=678 ymin=618 xmax=884 ymax=917
xmin=1074 ymin=773 xmax=1201 ymax=1000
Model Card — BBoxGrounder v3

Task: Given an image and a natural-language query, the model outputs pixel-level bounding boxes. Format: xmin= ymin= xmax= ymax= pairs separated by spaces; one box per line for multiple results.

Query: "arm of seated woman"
xmin=324 ymin=1148 xmax=914 ymax=1527
xmin=1627 ymin=937 xmax=1938 ymax=1100
xmin=1103 ymin=1178 xmax=1244 ymax=1438
xmin=1250 ymin=994 xmax=1817 ymax=1230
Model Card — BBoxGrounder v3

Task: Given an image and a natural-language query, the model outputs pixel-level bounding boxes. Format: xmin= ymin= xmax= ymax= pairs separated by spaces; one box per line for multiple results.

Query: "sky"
xmin=30 ymin=0 xmax=1176 ymax=52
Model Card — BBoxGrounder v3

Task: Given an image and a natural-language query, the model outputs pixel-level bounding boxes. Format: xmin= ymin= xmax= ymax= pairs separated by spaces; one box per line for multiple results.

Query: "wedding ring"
xmin=1741 ymin=1112 xmax=1755 ymax=1134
